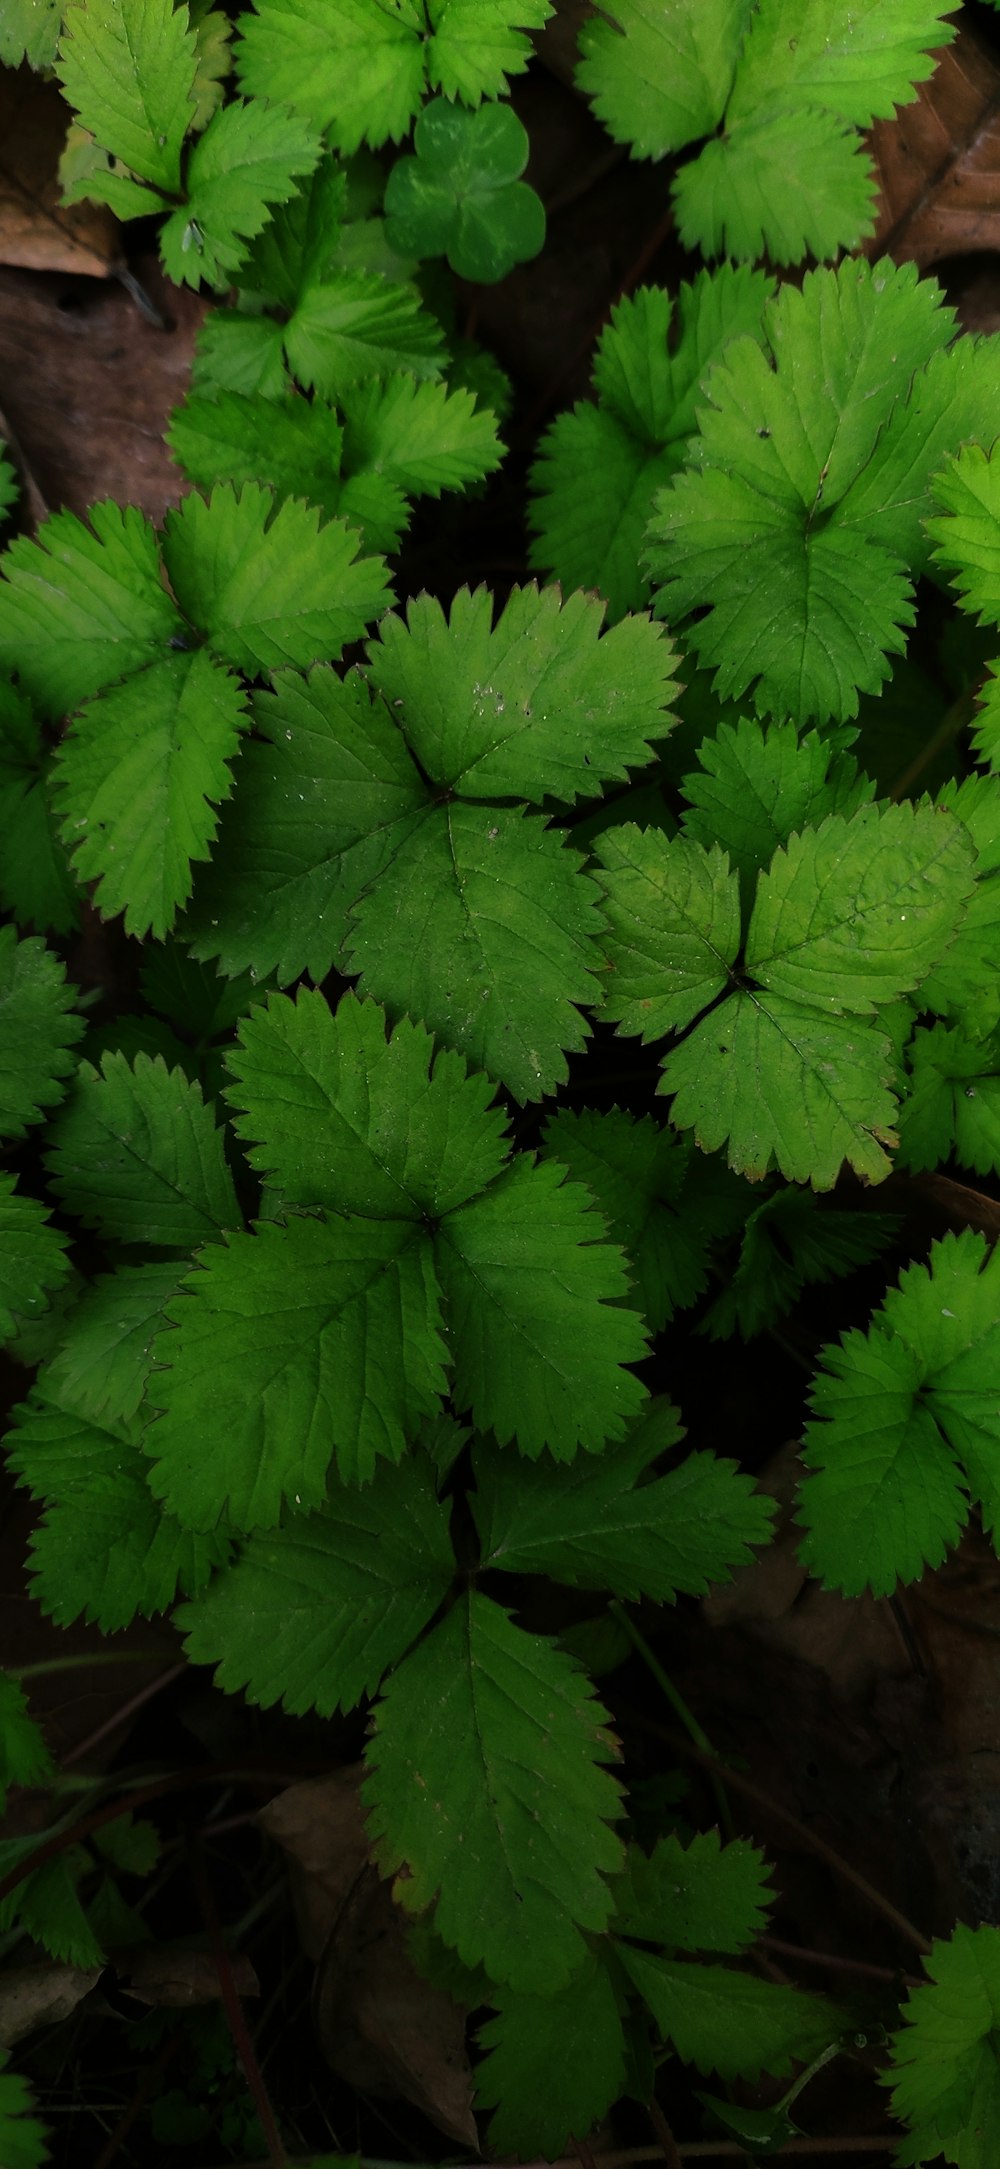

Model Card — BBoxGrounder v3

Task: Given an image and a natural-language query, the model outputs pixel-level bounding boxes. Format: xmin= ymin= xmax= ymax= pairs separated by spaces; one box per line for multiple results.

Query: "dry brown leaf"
xmin=119 ymin=1947 xmax=259 ymax=2008
xmin=866 ymin=20 xmax=1000 ymax=268
xmin=0 ymin=66 xmax=118 ymax=278
xmin=0 ymin=1961 xmax=102 ymax=2050
xmin=261 ymin=1769 xmax=478 ymax=2150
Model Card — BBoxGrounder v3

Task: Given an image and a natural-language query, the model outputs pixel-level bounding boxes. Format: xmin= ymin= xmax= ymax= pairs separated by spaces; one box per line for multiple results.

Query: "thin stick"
xmin=648 ymin=2100 xmax=683 ymax=2169
xmin=609 ymin=1604 xmax=735 ymax=1839
xmin=761 ymin=1935 xmax=920 ymax=1988
xmin=12 ymin=1650 xmax=171 ymax=1682
xmin=63 ymin=1661 xmax=187 ymax=1766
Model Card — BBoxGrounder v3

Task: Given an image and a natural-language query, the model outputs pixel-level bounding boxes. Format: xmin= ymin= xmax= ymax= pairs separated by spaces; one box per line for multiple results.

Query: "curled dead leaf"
xmin=0 ymin=1961 xmax=102 ymax=2050
xmin=118 ymin=1946 xmax=259 ymax=2009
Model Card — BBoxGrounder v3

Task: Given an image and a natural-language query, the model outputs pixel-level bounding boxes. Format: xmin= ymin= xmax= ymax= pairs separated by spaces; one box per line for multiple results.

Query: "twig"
xmin=63 ymin=1661 xmax=187 ymax=1766
xmin=609 ymin=1604 xmax=734 ymax=1839
xmin=761 ymin=1935 xmax=919 ymax=1988
xmin=648 ymin=2100 xmax=683 ymax=2169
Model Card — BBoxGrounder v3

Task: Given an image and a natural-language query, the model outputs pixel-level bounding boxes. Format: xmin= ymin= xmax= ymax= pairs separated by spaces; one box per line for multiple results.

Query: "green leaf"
xmin=888 ymin=1923 xmax=1000 ymax=2169
xmin=540 ymin=1108 xmax=707 ymax=1330
xmin=6 ymin=1389 xmax=228 ymax=1631
xmin=236 ymin=0 xmax=552 ymax=150
xmin=369 ymin=583 xmax=676 ymax=802
xmin=929 ymin=441 xmax=1000 ymax=628
xmin=661 ymin=992 xmax=898 ymax=1188
xmin=168 ymin=390 xmax=346 ymax=522
xmin=0 ymin=2060 xmax=47 ymax=2169
xmin=192 ymin=307 xmax=291 ymax=398
xmin=575 ymin=0 xmax=752 ymax=160
xmin=594 ymin=826 xmax=741 ymax=1038
xmin=0 ymin=1838 xmax=102 ymax=1967
xmin=345 ymin=799 xmax=605 ymax=1102
xmin=57 ymin=0 xmax=198 ymax=195
xmin=436 ymin=1156 xmax=648 ymax=1459
xmin=0 ymin=681 xmax=80 ymax=935
xmin=703 ymin=1189 xmax=899 ymax=1342
xmin=0 ymin=1176 xmax=71 ymax=1346
xmin=529 ymin=269 xmax=773 ymax=620
xmin=145 ymin=1211 xmax=449 ymax=1522
xmin=898 ymin=1023 xmax=1000 ymax=1177
xmin=44 ymin=1051 xmax=240 ymax=1247
xmin=226 ymin=989 xmax=510 ymax=1219
xmin=384 ymin=99 xmax=545 ymax=284
xmin=340 ymin=371 xmax=503 ymax=499
xmin=0 ymin=0 xmax=60 ymax=68
xmin=184 ymin=665 xmax=428 ymax=986
xmin=474 ymin=1399 xmax=773 ymax=1595
xmin=282 ymin=271 xmax=447 ymax=401
xmin=0 ymin=927 xmax=82 ymax=1141
xmin=364 ymin=1590 xmax=624 ymax=1993
xmin=0 ymin=1673 xmax=54 ymax=1811
xmin=614 ymin=1831 xmax=772 ymax=1952
xmin=0 ymin=501 xmax=183 ymax=716
xmin=159 ymin=97 xmax=322 ymax=290
xmin=728 ymin=0 xmax=954 ymax=132
xmin=680 ymin=718 xmax=872 ymax=896
xmin=797 ymin=1325 xmax=965 ymax=1597
xmin=177 ymin=1454 xmax=454 ymax=1716
xmin=140 ymin=943 xmax=267 ymax=1040
xmin=674 ymin=106 xmax=875 ymax=265
xmin=476 ymin=1950 xmax=627 ymax=2157
xmin=619 ymin=1949 xmax=848 ymax=2080
xmin=161 ymin=482 xmax=392 ymax=673
xmin=53 ymin=651 xmax=247 ymax=940
xmin=45 ymin=1262 xmax=180 ymax=1423
xmin=745 ymin=803 xmax=974 ymax=1015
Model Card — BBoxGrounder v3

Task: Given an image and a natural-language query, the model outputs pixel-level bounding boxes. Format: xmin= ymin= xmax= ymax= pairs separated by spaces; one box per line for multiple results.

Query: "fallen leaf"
xmin=0 ymin=1960 xmax=102 ymax=2050
xmin=119 ymin=1946 xmax=259 ymax=2008
xmin=865 ymin=20 xmax=1000 ymax=268
xmin=0 ymin=66 xmax=118 ymax=278
xmin=261 ymin=1769 xmax=478 ymax=2150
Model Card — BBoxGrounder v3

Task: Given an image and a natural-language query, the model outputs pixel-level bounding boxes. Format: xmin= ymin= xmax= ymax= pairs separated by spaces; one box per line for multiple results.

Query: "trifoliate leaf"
xmin=0 ymin=928 xmax=82 ymax=1141
xmin=898 ymin=1023 xmax=1000 ymax=1177
xmin=146 ymin=1212 xmax=450 ymax=1523
xmin=474 ymin=1400 xmax=773 ymax=1595
xmin=620 ymin=1949 xmax=848 ymax=2082
xmin=57 ymin=0 xmax=198 ymax=195
xmin=615 ymin=1830 xmax=771 ymax=1953
xmin=0 ymin=1177 xmax=70 ymax=1345
xmin=384 ymin=100 xmax=545 ymax=285
xmin=476 ymin=1950 xmax=627 ymax=2158
xmin=236 ymin=0 xmax=552 ymax=151
xmin=226 ymin=989 xmax=510 ymax=1219
xmin=0 ymin=2059 xmax=47 ymax=2169
xmin=368 ymin=583 xmax=677 ymax=802
xmin=888 ymin=1923 xmax=1000 ymax=2169
xmin=575 ymin=0 xmax=750 ymax=161
xmin=680 ymin=718 xmax=872 ymax=896
xmin=797 ymin=1326 xmax=965 ymax=1597
xmin=745 ymin=803 xmax=974 ymax=1016
xmin=5 ymin=1389 xmax=228 ymax=1631
xmin=646 ymin=261 xmax=961 ymax=723
xmin=159 ymin=98 xmax=322 ymax=290
xmin=53 ymin=651 xmax=248 ymax=940
xmin=45 ymin=1262 xmax=180 ymax=1423
xmin=661 ymin=992 xmax=898 ymax=1188
xmin=529 ymin=269 xmax=773 ymax=619
xmin=364 ymin=1590 xmax=624 ymax=1993
xmin=177 ymin=1455 xmax=455 ymax=1717
xmin=161 ymin=482 xmax=391 ymax=673
xmin=1 ymin=0 xmax=60 ymax=68
xmin=540 ymin=1108 xmax=706 ymax=1329
xmin=702 ymin=1189 xmax=899 ymax=1342
xmin=435 ymin=1156 xmax=648 ymax=1459
xmin=0 ymin=501 xmax=183 ymax=717
xmin=282 ymin=271 xmax=447 ymax=401
xmin=0 ymin=681 xmax=79 ymax=935
xmin=594 ymin=827 xmax=741 ymax=1039
xmin=184 ymin=666 xmax=429 ymax=986
xmin=0 ymin=1673 xmax=54 ymax=1810
xmin=673 ymin=106 xmax=875 ymax=265
xmin=44 ymin=1052 xmax=240 ymax=1247
xmin=344 ymin=799 xmax=604 ymax=1102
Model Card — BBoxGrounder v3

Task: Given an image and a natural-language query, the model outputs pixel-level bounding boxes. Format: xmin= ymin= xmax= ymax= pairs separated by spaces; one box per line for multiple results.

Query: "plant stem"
xmin=11 ymin=1649 xmax=171 ymax=1681
xmin=609 ymin=1602 xmax=735 ymax=1838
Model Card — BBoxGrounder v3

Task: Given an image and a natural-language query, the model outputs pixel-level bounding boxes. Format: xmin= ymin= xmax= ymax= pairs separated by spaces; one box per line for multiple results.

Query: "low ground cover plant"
xmin=3 ymin=0 xmax=1000 ymax=2163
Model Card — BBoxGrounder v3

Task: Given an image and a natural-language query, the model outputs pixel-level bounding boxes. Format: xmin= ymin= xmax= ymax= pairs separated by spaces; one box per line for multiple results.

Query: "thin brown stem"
xmin=648 ymin=2100 xmax=683 ymax=2169
xmin=761 ymin=1935 xmax=920 ymax=1988
xmin=63 ymin=1661 xmax=187 ymax=1766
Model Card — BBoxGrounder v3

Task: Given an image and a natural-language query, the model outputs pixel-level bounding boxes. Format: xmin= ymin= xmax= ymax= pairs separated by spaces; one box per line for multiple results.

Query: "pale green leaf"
xmin=145 ymin=1212 xmax=449 ymax=1522
xmin=159 ymin=97 xmax=321 ymax=289
xmin=177 ymin=1455 xmax=455 ymax=1716
xmin=44 ymin=1051 xmax=239 ymax=1247
xmin=161 ymin=481 xmax=392 ymax=673
xmin=57 ymin=0 xmax=198 ymax=194
xmin=575 ymin=0 xmax=753 ymax=159
xmin=435 ymin=1156 xmax=648 ymax=1459
xmin=727 ymin=0 xmax=954 ymax=131
xmin=674 ymin=107 xmax=875 ymax=265
xmin=0 ymin=0 xmax=61 ymax=67
xmin=53 ymin=650 xmax=247 ymax=940
xmin=340 ymin=371 xmax=503 ymax=498
xmin=283 ymin=271 xmax=447 ymax=401
xmin=364 ymin=1590 xmax=624 ymax=1993
xmin=226 ymin=989 xmax=510 ymax=1219
xmin=168 ymin=390 xmax=346 ymax=521
xmin=0 ymin=500 xmax=182 ymax=717
xmin=0 ymin=927 xmax=82 ymax=1141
